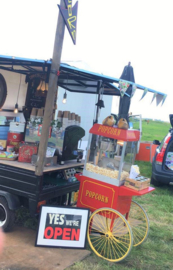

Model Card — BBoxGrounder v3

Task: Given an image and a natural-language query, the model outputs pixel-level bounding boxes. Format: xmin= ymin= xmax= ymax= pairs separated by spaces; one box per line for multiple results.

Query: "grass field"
xmin=15 ymin=119 xmax=173 ymax=270
xmin=140 ymin=120 xmax=170 ymax=141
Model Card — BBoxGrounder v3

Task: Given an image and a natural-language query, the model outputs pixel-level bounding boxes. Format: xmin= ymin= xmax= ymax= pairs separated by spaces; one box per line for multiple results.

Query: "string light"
xmin=62 ymin=91 xmax=67 ymax=104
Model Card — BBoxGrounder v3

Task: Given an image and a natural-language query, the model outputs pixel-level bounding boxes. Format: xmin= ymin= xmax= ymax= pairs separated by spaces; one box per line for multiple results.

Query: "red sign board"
xmin=77 ymin=178 xmax=115 ymax=212
xmin=89 ymin=124 xmax=140 ymax=141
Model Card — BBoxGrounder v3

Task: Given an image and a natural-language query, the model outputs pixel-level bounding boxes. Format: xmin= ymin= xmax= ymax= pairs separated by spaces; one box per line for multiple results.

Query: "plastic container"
xmin=9 ymin=122 xmax=25 ymax=133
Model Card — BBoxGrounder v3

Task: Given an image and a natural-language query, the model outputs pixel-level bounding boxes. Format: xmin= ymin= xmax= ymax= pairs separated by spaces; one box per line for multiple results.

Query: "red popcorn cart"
xmin=75 ymin=124 xmax=155 ymax=262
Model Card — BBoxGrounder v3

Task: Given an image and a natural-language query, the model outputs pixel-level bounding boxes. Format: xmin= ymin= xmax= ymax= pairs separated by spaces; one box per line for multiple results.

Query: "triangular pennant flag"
xmin=119 ymin=80 xmax=130 ymax=97
xmin=131 ymin=84 xmax=137 ymax=98
xmin=156 ymin=93 xmax=164 ymax=106
xmin=140 ymin=88 xmax=148 ymax=100
xmin=64 ymin=0 xmax=70 ymax=8
xmin=58 ymin=1 xmax=78 ymax=45
xmin=161 ymin=94 xmax=167 ymax=106
xmin=151 ymin=92 xmax=157 ymax=103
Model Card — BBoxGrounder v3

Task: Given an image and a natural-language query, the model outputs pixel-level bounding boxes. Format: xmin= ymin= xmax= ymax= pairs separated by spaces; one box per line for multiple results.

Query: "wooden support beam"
xmin=35 ymin=0 xmax=65 ymax=176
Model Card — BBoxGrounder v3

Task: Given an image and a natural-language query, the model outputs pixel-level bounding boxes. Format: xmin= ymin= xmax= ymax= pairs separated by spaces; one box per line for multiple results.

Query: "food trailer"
xmin=0 ymin=56 xmax=88 ymax=232
xmin=0 ymin=55 xmax=166 ymax=240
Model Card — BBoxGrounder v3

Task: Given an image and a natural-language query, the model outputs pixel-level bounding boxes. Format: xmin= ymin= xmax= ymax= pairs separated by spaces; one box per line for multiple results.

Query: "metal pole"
xmin=35 ymin=0 xmax=65 ymax=176
xmin=94 ymin=80 xmax=102 ymax=124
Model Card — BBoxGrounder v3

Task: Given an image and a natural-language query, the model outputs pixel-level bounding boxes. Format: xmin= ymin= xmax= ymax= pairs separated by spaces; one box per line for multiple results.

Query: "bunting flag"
xmin=156 ymin=93 xmax=164 ymax=106
xmin=151 ymin=92 xmax=157 ymax=103
xmin=161 ymin=94 xmax=167 ymax=106
xmin=119 ymin=80 xmax=130 ymax=97
xmin=140 ymin=87 xmax=148 ymax=100
xmin=131 ymin=84 xmax=137 ymax=98
xmin=58 ymin=1 xmax=78 ymax=45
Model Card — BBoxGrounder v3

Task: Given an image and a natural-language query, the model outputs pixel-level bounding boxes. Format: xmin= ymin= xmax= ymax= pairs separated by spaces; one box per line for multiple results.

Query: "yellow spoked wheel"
xmin=87 ymin=208 xmax=133 ymax=262
xmin=127 ymin=201 xmax=149 ymax=247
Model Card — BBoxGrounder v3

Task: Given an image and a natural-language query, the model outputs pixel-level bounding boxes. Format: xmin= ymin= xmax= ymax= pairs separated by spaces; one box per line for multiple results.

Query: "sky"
xmin=0 ymin=0 xmax=173 ymax=122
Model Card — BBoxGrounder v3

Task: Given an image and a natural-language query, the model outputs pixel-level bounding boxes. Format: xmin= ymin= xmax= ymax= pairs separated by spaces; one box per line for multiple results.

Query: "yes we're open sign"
xmin=35 ymin=206 xmax=89 ymax=249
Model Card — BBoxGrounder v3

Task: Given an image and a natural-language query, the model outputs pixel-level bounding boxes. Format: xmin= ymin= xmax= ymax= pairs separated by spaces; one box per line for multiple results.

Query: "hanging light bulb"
xmin=14 ymin=74 xmax=22 ymax=113
xmin=14 ymin=103 xmax=18 ymax=114
xmin=62 ymin=91 xmax=67 ymax=104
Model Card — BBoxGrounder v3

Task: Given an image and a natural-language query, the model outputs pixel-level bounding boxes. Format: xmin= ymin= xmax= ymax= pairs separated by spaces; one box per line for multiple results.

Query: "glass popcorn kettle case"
xmin=83 ymin=124 xmax=140 ymax=186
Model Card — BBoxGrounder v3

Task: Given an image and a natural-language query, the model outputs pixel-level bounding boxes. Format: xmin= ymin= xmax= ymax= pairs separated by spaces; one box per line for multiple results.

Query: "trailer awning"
xmin=0 ymin=54 xmax=166 ymax=99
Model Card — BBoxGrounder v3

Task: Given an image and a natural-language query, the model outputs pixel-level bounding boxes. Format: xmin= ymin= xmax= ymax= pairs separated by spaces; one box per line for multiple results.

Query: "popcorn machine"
xmin=75 ymin=123 xmax=154 ymax=262
xmin=83 ymin=124 xmax=139 ymax=187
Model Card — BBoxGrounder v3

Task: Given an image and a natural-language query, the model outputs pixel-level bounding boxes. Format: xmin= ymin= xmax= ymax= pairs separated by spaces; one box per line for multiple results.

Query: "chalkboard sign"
xmin=25 ymin=77 xmax=47 ymax=109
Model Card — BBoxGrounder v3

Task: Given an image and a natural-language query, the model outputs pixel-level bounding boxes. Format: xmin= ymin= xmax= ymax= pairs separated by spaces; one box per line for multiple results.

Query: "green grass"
xmin=140 ymin=120 xmax=170 ymax=141
xmin=15 ymin=207 xmax=38 ymax=230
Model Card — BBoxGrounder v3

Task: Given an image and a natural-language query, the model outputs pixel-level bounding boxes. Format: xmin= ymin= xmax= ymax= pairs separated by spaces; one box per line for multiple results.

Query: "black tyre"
xmin=0 ymin=196 xmax=15 ymax=232
xmin=151 ymin=177 xmax=161 ymax=187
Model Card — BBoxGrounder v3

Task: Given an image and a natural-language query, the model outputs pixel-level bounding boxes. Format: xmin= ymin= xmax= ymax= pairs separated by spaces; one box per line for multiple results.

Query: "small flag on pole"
xmin=119 ymin=80 xmax=130 ymax=97
xmin=58 ymin=1 xmax=78 ymax=45
xmin=140 ymin=87 xmax=148 ymax=100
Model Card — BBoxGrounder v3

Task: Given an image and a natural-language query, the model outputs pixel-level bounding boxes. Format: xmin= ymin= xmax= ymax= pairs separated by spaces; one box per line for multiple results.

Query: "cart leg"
xmin=89 ymin=218 xmax=93 ymax=234
xmin=125 ymin=212 xmax=129 ymax=220
xmin=109 ymin=216 xmax=115 ymax=232
xmin=68 ymin=192 xmax=72 ymax=205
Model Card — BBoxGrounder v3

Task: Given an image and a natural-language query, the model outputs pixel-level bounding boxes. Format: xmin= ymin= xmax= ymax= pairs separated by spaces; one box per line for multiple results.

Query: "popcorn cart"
xmin=76 ymin=124 xmax=154 ymax=262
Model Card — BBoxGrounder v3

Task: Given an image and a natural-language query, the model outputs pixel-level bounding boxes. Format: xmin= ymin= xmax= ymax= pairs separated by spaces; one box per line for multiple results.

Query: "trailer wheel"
xmin=0 ymin=196 xmax=15 ymax=232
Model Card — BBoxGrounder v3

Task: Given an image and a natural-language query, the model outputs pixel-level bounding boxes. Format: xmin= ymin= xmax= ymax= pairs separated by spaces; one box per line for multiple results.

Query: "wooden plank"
xmin=43 ymin=161 xmax=84 ymax=172
xmin=0 ymin=160 xmax=84 ymax=173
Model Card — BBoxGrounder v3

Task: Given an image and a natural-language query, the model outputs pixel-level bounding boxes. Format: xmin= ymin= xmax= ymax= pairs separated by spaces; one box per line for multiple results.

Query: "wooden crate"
xmin=124 ymin=177 xmax=150 ymax=191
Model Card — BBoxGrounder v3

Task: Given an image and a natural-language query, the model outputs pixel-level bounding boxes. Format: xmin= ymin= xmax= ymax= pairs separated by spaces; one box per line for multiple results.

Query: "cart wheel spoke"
xmin=87 ymin=208 xmax=133 ymax=262
xmin=127 ymin=201 xmax=149 ymax=247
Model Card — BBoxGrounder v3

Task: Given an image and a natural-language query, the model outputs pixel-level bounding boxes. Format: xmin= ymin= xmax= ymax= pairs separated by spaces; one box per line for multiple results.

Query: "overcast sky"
xmin=0 ymin=0 xmax=172 ymax=122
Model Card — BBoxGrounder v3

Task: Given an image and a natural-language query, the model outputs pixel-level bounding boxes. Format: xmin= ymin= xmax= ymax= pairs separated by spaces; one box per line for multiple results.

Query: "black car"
xmin=151 ymin=115 xmax=173 ymax=186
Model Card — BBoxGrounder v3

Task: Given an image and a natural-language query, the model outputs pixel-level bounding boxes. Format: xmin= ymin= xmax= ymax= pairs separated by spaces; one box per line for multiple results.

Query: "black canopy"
xmin=0 ymin=55 xmax=166 ymax=102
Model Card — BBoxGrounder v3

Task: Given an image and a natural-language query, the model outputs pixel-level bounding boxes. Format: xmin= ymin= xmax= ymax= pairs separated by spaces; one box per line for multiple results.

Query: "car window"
xmin=167 ymin=141 xmax=173 ymax=152
xmin=165 ymin=140 xmax=173 ymax=170
xmin=158 ymin=137 xmax=165 ymax=151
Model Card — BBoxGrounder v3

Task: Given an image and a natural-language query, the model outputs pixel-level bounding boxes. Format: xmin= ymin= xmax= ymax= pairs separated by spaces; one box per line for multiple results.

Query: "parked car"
xmin=151 ymin=115 xmax=173 ymax=186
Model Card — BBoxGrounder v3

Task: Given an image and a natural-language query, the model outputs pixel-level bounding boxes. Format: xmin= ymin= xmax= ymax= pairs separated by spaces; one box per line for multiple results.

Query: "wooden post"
xmin=35 ymin=0 xmax=65 ymax=176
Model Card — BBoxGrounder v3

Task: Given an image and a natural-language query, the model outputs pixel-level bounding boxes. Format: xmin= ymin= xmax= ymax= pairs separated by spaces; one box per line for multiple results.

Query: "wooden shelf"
xmin=0 ymin=159 xmax=84 ymax=173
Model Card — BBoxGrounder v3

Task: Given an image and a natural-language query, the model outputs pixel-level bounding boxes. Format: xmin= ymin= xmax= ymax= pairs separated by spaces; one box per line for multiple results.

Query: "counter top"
xmin=0 ymin=159 xmax=85 ymax=173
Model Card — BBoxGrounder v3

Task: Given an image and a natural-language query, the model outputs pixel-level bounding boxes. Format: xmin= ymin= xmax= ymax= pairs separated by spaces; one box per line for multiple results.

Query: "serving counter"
xmin=0 ymin=159 xmax=84 ymax=173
